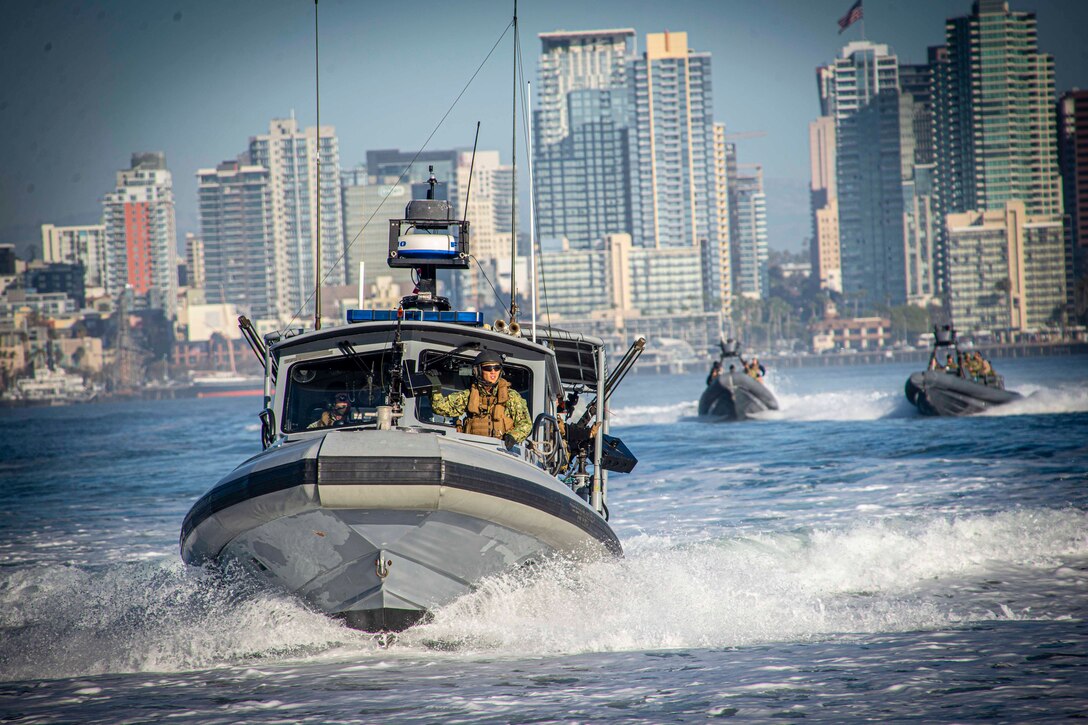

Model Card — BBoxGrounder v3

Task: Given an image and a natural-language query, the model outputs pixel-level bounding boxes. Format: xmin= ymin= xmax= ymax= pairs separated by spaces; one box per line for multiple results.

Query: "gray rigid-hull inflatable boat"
xmin=181 ymin=190 xmax=643 ymax=632
xmin=180 ymin=319 xmax=638 ymax=632
xmin=697 ymin=339 xmax=779 ymax=420
xmin=904 ymin=370 xmax=1020 ymax=417
xmin=698 ymin=368 xmax=779 ymax=420
xmin=905 ymin=325 xmax=1020 ymax=417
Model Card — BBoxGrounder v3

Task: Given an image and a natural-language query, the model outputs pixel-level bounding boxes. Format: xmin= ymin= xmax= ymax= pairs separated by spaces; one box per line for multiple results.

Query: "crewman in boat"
xmin=308 ymin=391 xmax=355 ymax=429
xmin=744 ymin=357 xmax=766 ymax=381
xmin=970 ymin=351 xmax=996 ymax=382
xmin=964 ymin=351 xmax=983 ymax=380
xmin=944 ymin=353 xmax=959 ymax=374
xmin=428 ymin=350 xmax=531 ymax=447
xmin=706 ymin=360 xmax=722 ymax=386
xmin=979 ymin=354 xmax=995 ymax=378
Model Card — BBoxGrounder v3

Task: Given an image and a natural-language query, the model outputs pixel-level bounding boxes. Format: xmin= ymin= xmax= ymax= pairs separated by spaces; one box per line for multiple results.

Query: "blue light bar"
xmin=346 ymin=309 xmax=484 ymax=326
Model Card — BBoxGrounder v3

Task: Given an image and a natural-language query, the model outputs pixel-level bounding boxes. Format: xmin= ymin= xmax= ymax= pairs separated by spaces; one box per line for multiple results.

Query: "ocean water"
xmin=1 ymin=355 xmax=1086 ymax=722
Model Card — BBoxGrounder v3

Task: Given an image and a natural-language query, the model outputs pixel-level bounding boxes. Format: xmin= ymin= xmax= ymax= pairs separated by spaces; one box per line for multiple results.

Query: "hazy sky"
xmin=2 ymin=0 xmax=1086 ymax=260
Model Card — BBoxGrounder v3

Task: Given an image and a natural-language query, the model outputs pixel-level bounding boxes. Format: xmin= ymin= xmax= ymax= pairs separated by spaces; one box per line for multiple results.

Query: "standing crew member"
xmin=428 ymin=350 xmax=531 ymax=447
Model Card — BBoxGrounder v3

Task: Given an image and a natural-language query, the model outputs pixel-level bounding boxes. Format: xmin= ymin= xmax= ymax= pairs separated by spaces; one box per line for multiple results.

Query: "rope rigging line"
xmin=469 ymin=254 xmax=510 ymax=318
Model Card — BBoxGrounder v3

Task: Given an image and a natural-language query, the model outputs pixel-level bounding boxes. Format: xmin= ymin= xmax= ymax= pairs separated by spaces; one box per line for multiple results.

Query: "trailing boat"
xmin=904 ymin=325 xmax=1020 ymax=416
xmin=180 ymin=178 xmax=643 ymax=631
xmin=697 ymin=338 xmax=778 ymax=421
xmin=0 ymin=364 xmax=97 ymax=407
xmin=187 ymin=371 xmax=264 ymax=398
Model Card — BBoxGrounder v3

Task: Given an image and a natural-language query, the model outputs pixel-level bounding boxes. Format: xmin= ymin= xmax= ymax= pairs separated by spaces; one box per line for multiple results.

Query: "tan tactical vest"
xmin=463 ymin=379 xmax=514 ymax=437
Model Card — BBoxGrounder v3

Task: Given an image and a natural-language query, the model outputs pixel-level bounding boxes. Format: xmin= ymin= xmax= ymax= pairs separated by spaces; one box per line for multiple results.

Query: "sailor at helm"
xmin=427 ymin=350 xmax=531 ymax=447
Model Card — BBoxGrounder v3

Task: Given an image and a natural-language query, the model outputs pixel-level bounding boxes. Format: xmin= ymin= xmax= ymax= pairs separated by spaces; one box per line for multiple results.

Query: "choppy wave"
xmin=0 ymin=561 xmax=363 ymax=682
xmin=608 ymin=400 xmax=698 ymax=426
xmin=980 ymin=384 xmax=1088 ymax=416
xmin=403 ymin=508 xmax=1088 ymax=655
xmin=608 ymin=383 xmax=1088 ymax=426
xmin=1 ymin=509 xmax=1084 ymax=680
xmin=768 ymin=389 xmax=910 ymax=421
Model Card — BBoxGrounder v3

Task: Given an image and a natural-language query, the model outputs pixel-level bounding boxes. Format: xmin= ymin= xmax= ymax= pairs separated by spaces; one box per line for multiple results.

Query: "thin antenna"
xmin=463 ymin=122 xmax=482 ymax=224
xmin=525 ymin=80 xmax=538 ymax=343
xmin=313 ymin=0 xmax=322 ymax=331
xmin=509 ymin=0 xmax=518 ymax=323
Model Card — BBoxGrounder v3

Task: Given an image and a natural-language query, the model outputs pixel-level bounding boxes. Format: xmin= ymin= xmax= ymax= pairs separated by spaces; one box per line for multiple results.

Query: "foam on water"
xmin=402 ymin=508 xmax=1088 ymax=655
xmin=4 ymin=508 xmax=1082 ymax=680
xmin=606 ymin=383 xmax=1088 ymax=426
xmin=980 ymin=383 xmax=1088 ymax=416
xmin=768 ymin=389 xmax=909 ymax=421
xmin=0 ymin=560 xmax=363 ymax=682
xmin=608 ymin=400 xmax=697 ymax=427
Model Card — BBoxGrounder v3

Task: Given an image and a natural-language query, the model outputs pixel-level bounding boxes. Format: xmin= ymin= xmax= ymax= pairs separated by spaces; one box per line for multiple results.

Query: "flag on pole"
xmin=838 ymin=0 xmax=863 ymax=33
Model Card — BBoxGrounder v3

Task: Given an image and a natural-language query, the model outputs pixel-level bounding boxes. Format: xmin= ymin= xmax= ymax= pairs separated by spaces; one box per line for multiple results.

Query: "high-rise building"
xmin=41 ymin=223 xmax=108 ymax=290
xmin=184 ymin=233 xmax=206 ymax=291
xmin=808 ymin=115 xmax=841 ymax=294
xmin=731 ymin=165 xmax=768 ymax=299
xmin=899 ymin=62 xmax=939 ymax=306
xmin=935 ymin=0 xmax=1062 ymax=219
xmin=534 ymin=237 xmax=611 ymax=319
xmin=341 ymin=171 xmax=414 ymax=302
xmin=196 ymin=160 xmax=277 ymax=320
xmin=365 ymin=149 xmax=460 ymax=200
xmin=1058 ymin=89 xmax=1088 ymax=320
xmin=102 ymin=152 xmax=178 ymax=317
xmin=932 ymin=0 xmax=1066 ymax=328
xmin=946 ymin=201 xmax=1066 ymax=332
xmin=629 ymin=31 xmax=716 ymax=255
xmin=532 ymin=30 xmax=635 ymax=251
xmin=708 ymin=123 xmax=733 ymax=318
xmin=248 ymin=117 xmax=344 ymax=324
xmin=454 ymin=150 xmax=514 ymax=311
xmin=826 ymin=41 xmax=907 ymax=308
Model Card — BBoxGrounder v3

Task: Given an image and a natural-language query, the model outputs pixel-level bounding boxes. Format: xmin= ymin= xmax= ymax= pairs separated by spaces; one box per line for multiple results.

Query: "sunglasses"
xmin=480 ymin=364 xmax=502 ymax=372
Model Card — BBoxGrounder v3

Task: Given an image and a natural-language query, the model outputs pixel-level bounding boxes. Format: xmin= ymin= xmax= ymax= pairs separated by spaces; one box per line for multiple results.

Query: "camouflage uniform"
xmin=431 ymin=378 xmax=532 ymax=442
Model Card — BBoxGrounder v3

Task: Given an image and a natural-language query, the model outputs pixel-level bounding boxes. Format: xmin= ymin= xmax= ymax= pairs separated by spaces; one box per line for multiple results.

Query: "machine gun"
xmin=564 ymin=336 xmax=645 ymax=478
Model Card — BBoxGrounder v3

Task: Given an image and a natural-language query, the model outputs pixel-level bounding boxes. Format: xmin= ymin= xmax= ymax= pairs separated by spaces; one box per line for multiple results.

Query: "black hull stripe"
xmin=181 ymin=456 xmax=620 ymax=555
xmin=181 ymin=458 xmax=317 ymax=545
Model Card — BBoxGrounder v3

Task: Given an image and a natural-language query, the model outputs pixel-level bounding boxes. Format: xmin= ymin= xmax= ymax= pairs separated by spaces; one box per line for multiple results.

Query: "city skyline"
xmin=2 ymin=0 xmax=1087 ymax=266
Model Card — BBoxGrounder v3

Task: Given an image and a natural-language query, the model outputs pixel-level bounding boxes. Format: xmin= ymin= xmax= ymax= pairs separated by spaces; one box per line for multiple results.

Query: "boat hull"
xmin=698 ymin=371 xmax=779 ymax=421
xmin=181 ymin=430 xmax=620 ymax=631
xmin=904 ymin=371 xmax=1021 ymax=416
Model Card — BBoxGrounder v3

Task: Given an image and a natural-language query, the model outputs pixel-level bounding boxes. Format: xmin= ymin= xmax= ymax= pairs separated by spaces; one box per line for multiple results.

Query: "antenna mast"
xmin=508 ymin=0 xmax=519 ymax=322
xmin=526 ymin=80 xmax=538 ymax=343
xmin=313 ymin=0 xmax=322 ymax=330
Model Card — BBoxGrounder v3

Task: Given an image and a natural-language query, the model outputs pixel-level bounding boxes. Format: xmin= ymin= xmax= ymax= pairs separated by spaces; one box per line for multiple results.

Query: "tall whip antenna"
xmin=313 ymin=0 xmax=322 ymax=330
xmin=526 ymin=80 xmax=538 ymax=343
xmin=508 ymin=0 xmax=519 ymax=323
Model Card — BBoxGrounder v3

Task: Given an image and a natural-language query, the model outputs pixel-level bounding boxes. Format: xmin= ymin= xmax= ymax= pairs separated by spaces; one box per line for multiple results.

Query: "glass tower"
xmin=533 ymin=29 xmax=635 ymax=250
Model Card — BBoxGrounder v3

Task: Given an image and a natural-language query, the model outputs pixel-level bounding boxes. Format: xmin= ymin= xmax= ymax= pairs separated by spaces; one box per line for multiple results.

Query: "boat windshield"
xmin=415 ymin=349 xmax=533 ymax=427
xmin=282 ymin=351 xmax=391 ymax=433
